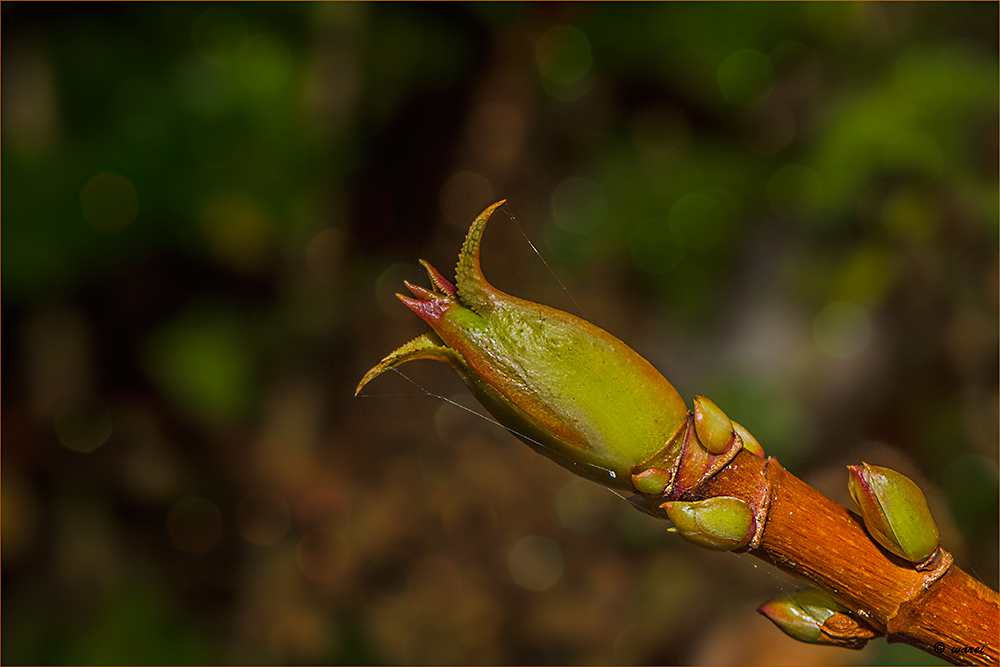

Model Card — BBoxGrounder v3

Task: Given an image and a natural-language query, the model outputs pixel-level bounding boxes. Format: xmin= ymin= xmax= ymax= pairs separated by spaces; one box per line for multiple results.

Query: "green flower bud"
xmin=693 ymin=396 xmax=735 ymax=455
xmin=733 ymin=420 xmax=764 ymax=458
xmin=661 ymin=496 xmax=752 ymax=551
xmin=758 ymin=590 xmax=875 ymax=649
xmin=357 ymin=201 xmax=689 ymax=491
xmin=847 ymin=462 xmax=940 ymax=563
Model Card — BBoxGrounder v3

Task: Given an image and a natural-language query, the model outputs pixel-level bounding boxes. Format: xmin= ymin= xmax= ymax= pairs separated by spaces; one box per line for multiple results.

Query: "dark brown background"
xmin=3 ymin=2 xmax=997 ymax=664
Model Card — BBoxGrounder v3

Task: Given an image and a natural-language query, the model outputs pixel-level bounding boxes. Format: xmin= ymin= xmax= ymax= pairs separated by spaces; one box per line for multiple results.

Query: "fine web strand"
xmin=362 ymin=375 xmax=813 ymax=591
xmin=360 ymin=368 xmax=621 ymax=484
xmin=501 ymin=202 xmax=589 ymax=322
xmin=360 ymin=368 xmax=551 ymax=453
xmin=733 ymin=551 xmax=801 ymax=598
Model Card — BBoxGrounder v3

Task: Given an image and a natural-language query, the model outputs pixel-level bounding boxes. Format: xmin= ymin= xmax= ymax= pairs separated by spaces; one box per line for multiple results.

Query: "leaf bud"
xmin=693 ymin=395 xmax=736 ymax=455
xmin=847 ymin=462 xmax=940 ymax=563
xmin=357 ymin=201 xmax=690 ymax=492
xmin=733 ymin=420 xmax=764 ymax=457
xmin=631 ymin=467 xmax=674 ymax=497
xmin=758 ymin=589 xmax=875 ymax=649
xmin=661 ymin=496 xmax=752 ymax=551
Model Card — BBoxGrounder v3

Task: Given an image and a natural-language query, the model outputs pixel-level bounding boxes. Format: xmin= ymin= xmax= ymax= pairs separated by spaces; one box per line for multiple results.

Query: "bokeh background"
xmin=3 ymin=2 xmax=998 ymax=665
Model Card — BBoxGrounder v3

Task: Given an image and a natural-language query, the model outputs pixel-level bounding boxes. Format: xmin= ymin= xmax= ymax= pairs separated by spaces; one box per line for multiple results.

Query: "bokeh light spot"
xmin=176 ymin=58 xmax=230 ymax=113
xmin=550 ymin=177 xmax=607 ymax=234
xmin=555 ymin=478 xmax=612 ymax=534
xmin=144 ymin=311 xmax=253 ymax=425
xmin=167 ymin=496 xmax=223 ymax=554
xmin=192 ymin=8 xmax=247 ymax=66
xmin=439 ymin=171 xmax=495 ymax=229
xmin=668 ymin=192 xmax=726 ymax=250
xmin=767 ymin=164 xmax=825 ymax=221
xmin=535 ymin=25 xmax=594 ymax=100
xmin=813 ymin=302 xmax=872 ymax=360
xmin=508 ymin=534 xmax=564 ymax=591
xmin=629 ymin=217 xmax=684 ymax=275
xmin=80 ymin=172 xmax=138 ymax=231
xmin=54 ymin=398 xmax=113 ymax=453
xmin=238 ymin=35 xmax=293 ymax=92
xmin=536 ymin=25 xmax=592 ymax=85
xmin=236 ymin=489 xmax=291 ymax=547
xmin=200 ymin=193 xmax=273 ymax=273
xmin=467 ymin=102 xmax=523 ymax=161
xmin=718 ymin=49 xmax=774 ymax=107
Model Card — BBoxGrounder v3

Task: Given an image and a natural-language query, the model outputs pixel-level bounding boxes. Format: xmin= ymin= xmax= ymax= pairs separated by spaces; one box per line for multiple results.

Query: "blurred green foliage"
xmin=3 ymin=2 xmax=996 ymax=664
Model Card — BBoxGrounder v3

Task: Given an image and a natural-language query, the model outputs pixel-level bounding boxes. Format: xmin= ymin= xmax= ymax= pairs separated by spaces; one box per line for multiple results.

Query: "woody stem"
xmin=680 ymin=449 xmax=999 ymax=666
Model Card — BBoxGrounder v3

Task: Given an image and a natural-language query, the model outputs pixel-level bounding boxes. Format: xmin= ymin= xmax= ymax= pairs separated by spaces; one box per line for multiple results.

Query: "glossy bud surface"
xmin=358 ymin=202 xmax=689 ymax=491
xmin=847 ymin=462 xmax=940 ymax=563
xmin=662 ymin=496 xmax=752 ymax=551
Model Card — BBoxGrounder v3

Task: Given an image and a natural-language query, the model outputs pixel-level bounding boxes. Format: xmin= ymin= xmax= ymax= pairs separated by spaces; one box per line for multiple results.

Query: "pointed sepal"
xmin=357 ymin=201 xmax=690 ymax=493
xmin=455 ymin=199 xmax=506 ymax=315
xmin=356 ymin=333 xmax=463 ymax=395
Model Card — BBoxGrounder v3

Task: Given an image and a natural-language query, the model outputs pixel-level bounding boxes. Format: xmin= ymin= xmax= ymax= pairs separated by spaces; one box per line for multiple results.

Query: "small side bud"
xmin=847 ymin=462 xmax=940 ymax=563
xmin=758 ymin=590 xmax=875 ymax=650
xmin=733 ymin=420 xmax=764 ymax=457
xmin=693 ymin=396 xmax=735 ymax=455
xmin=662 ymin=496 xmax=752 ymax=551
xmin=632 ymin=467 xmax=673 ymax=496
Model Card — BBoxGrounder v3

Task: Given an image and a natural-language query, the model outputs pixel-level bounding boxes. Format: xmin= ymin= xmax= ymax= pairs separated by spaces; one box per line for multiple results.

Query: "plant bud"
xmin=693 ymin=396 xmax=735 ymax=454
xmin=758 ymin=590 xmax=875 ymax=649
xmin=847 ymin=462 xmax=939 ymax=563
xmin=357 ymin=201 xmax=689 ymax=492
xmin=661 ymin=496 xmax=752 ymax=551
xmin=631 ymin=467 xmax=674 ymax=496
xmin=733 ymin=421 xmax=764 ymax=457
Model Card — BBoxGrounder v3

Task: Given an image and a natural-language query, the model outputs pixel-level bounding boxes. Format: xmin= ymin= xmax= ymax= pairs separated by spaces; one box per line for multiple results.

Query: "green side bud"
xmin=847 ymin=462 xmax=940 ymax=563
xmin=631 ymin=467 xmax=674 ymax=496
xmin=758 ymin=590 xmax=875 ymax=649
xmin=693 ymin=396 xmax=735 ymax=455
xmin=357 ymin=201 xmax=689 ymax=492
xmin=733 ymin=420 xmax=764 ymax=458
xmin=662 ymin=496 xmax=752 ymax=551
xmin=758 ymin=589 xmax=841 ymax=643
